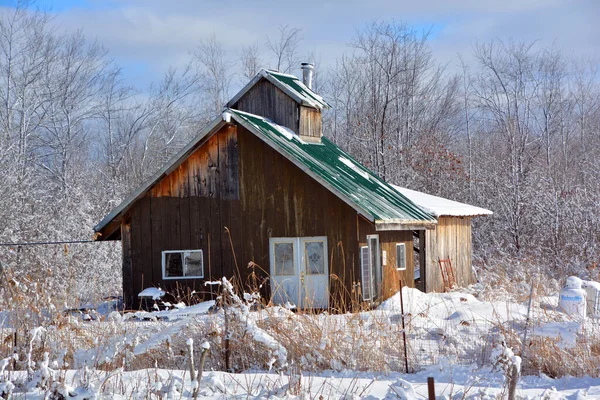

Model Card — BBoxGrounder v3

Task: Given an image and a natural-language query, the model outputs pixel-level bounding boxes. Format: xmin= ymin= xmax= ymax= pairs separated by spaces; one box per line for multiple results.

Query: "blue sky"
xmin=1 ymin=0 xmax=598 ymax=91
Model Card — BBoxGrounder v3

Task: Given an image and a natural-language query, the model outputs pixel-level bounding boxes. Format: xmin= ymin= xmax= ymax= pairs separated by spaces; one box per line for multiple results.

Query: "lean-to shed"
xmin=392 ymin=186 xmax=493 ymax=292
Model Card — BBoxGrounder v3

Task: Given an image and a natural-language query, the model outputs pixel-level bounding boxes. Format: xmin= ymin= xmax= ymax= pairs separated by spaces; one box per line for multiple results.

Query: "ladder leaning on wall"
xmin=438 ymin=258 xmax=456 ymax=292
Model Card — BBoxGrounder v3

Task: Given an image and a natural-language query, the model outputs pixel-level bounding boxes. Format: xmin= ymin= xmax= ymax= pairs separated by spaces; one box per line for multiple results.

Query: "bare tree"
xmin=194 ymin=34 xmax=232 ymax=114
xmin=265 ymin=25 xmax=302 ymax=73
xmin=240 ymin=41 xmax=262 ymax=80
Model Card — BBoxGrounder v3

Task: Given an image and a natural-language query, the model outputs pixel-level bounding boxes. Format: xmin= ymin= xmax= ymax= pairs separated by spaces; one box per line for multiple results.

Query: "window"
xmin=396 ymin=243 xmax=406 ymax=271
xmin=273 ymin=242 xmax=295 ymax=276
xmin=162 ymin=250 xmax=204 ymax=279
xmin=361 ymin=246 xmax=373 ymax=301
xmin=365 ymin=235 xmax=381 ymax=301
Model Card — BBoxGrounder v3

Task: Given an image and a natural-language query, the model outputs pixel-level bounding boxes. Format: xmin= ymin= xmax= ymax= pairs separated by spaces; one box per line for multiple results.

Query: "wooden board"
xmin=299 ymin=106 xmax=323 ymax=140
xmin=232 ymin=79 xmax=300 ymax=134
xmin=121 ymin=221 xmax=133 ymax=308
xmin=425 ymin=216 xmax=474 ymax=292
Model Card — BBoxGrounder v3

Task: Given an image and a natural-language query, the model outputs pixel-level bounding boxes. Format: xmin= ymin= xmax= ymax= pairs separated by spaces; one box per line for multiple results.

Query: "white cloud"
xmin=14 ymin=0 xmax=598 ymax=89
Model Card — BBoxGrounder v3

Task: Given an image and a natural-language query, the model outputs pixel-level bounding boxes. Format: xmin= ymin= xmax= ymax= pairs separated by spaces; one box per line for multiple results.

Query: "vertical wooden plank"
xmin=140 ymin=196 xmax=154 ymax=294
xmin=149 ymin=197 xmax=163 ymax=289
xmin=218 ymin=130 xmax=234 ymax=281
xmin=190 ymin=197 xmax=202 ymax=248
xmin=187 ymin=152 xmax=199 ymax=197
xmin=121 ymin=220 xmax=133 ymax=309
xmin=179 ymin=162 xmax=190 ymax=198
xmin=207 ymin=131 xmax=223 ymax=283
xmin=130 ymin=203 xmax=143 ymax=309
xmin=263 ymin=131 xmax=276 ymax=242
xmin=180 ymin=197 xmax=191 ymax=250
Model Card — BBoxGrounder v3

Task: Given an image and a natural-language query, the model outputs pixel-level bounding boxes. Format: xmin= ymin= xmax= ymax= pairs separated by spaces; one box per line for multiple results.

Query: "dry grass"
xmin=2 ymin=264 xmax=600 ymax=388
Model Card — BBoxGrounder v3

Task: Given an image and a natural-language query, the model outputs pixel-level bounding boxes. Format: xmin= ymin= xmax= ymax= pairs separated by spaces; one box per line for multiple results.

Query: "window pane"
xmin=370 ymin=238 xmax=378 ymax=270
xmin=185 ymin=251 xmax=203 ymax=277
xmin=361 ymin=246 xmax=372 ymax=301
xmin=396 ymin=244 xmax=406 ymax=270
xmin=165 ymin=253 xmax=183 ymax=277
xmin=274 ymin=243 xmax=294 ymax=275
xmin=305 ymin=241 xmax=325 ymax=275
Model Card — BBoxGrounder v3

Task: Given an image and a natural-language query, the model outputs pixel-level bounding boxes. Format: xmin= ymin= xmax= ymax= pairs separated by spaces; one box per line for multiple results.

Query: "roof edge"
xmin=375 ymin=220 xmax=437 ymax=231
xmin=391 ymin=185 xmax=493 ymax=218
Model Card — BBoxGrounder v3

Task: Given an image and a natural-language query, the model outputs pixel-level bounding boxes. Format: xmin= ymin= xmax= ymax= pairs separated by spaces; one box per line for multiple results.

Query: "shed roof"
xmin=391 ymin=185 xmax=493 ymax=218
xmin=229 ymin=109 xmax=436 ymax=227
xmin=94 ymin=110 xmax=436 ymax=238
xmin=226 ymin=69 xmax=331 ymax=110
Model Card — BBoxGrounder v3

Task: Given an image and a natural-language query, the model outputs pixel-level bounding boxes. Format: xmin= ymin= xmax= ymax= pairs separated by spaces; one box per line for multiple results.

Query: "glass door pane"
xmin=304 ymin=241 xmax=325 ymax=274
xmin=274 ymin=242 xmax=295 ymax=275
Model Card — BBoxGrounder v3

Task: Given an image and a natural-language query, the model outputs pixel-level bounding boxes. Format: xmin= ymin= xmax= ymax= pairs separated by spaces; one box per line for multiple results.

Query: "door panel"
xmin=270 ymin=239 xmax=299 ymax=307
xmin=300 ymin=237 xmax=328 ymax=309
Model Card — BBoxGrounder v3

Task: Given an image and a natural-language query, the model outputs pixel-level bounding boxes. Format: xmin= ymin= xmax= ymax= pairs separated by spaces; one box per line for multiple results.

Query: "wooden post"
xmin=427 ymin=377 xmax=435 ymax=400
xmin=508 ymin=364 xmax=519 ymax=400
xmin=399 ymin=279 xmax=409 ymax=374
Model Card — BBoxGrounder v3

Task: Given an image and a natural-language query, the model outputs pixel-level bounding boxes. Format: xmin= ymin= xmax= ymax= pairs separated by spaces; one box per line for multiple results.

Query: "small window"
xmin=162 ymin=250 xmax=204 ymax=279
xmin=396 ymin=243 xmax=406 ymax=271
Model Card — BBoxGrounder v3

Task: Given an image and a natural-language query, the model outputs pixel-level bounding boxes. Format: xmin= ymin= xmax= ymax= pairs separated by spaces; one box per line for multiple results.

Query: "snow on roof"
xmin=391 ymin=185 xmax=493 ymax=218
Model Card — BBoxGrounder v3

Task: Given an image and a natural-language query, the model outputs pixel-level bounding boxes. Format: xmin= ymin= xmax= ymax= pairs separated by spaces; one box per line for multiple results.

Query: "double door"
xmin=269 ymin=236 xmax=328 ymax=309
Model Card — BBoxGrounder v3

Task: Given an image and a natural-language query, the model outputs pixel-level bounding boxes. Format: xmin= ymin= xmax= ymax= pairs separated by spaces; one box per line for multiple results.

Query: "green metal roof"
xmin=226 ymin=69 xmax=331 ymax=110
xmin=229 ymin=109 xmax=436 ymax=226
xmin=264 ymin=70 xmax=331 ymax=109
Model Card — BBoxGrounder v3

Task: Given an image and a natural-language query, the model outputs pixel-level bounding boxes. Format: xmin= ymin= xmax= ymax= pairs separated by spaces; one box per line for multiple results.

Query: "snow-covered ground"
xmin=4 ymin=284 xmax=600 ymax=399
xmin=9 ymin=364 xmax=599 ymax=399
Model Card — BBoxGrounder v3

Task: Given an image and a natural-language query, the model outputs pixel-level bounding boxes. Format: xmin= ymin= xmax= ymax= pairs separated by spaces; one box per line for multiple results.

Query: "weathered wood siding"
xmin=357 ymin=218 xmax=415 ymax=302
xmin=232 ymin=79 xmax=300 ymax=134
xmin=299 ymin=106 xmax=322 ymax=140
xmin=424 ymin=216 xmax=474 ymax=292
xmin=121 ymin=123 xmax=362 ymax=309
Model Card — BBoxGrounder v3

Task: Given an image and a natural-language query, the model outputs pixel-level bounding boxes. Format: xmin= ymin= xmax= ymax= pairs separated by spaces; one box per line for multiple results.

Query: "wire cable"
xmin=0 ymin=239 xmax=96 ymax=247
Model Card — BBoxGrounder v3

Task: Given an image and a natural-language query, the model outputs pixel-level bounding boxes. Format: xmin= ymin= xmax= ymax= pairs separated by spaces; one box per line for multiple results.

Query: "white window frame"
xmin=162 ymin=249 xmax=204 ymax=280
xmin=396 ymin=243 xmax=407 ymax=271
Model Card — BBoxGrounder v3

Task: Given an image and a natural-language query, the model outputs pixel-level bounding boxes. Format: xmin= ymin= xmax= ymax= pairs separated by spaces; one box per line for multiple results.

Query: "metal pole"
xmin=399 ymin=279 xmax=409 ymax=374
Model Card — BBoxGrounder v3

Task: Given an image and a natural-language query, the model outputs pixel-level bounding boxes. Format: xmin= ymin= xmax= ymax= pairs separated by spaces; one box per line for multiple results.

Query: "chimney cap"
xmin=301 ymin=62 xmax=315 ymax=90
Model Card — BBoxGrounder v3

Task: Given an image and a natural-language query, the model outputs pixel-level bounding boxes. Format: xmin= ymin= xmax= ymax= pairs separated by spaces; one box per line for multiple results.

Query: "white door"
xmin=269 ymin=237 xmax=329 ymax=309
xmin=270 ymin=238 xmax=299 ymax=307
xmin=300 ymin=237 xmax=329 ymax=309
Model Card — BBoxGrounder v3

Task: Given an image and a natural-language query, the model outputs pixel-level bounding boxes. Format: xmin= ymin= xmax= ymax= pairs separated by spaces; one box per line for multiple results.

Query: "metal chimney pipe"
xmin=301 ymin=62 xmax=314 ymax=90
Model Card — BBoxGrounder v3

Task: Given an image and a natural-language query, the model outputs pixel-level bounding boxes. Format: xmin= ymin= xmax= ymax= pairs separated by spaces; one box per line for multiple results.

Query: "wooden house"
xmin=94 ymin=67 xmax=438 ymax=310
xmin=392 ymin=186 xmax=492 ymax=292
